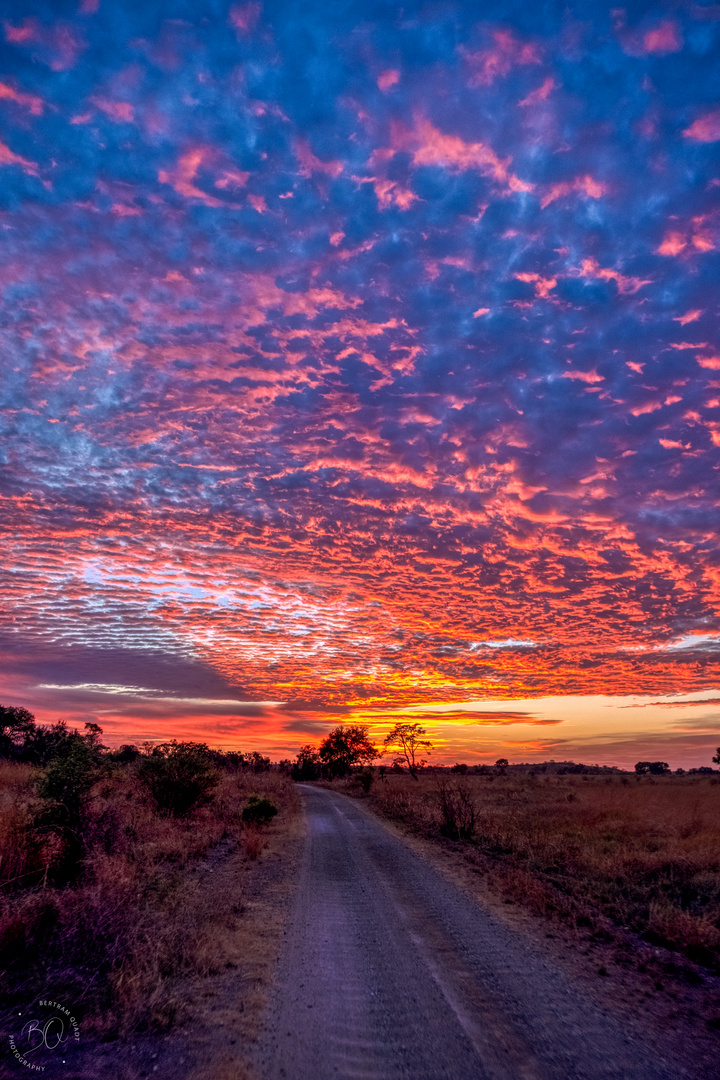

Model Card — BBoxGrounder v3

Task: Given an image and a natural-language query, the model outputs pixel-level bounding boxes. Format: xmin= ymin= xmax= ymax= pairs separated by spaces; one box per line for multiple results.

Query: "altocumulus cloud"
xmin=0 ymin=0 xmax=718 ymax=742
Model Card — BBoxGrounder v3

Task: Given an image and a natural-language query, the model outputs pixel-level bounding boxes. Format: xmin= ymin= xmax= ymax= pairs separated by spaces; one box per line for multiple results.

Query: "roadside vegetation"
xmin=0 ymin=705 xmax=298 ymax=1038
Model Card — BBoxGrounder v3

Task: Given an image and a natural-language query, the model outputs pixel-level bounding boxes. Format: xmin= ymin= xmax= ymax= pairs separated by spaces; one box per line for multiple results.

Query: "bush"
xmin=436 ymin=780 xmax=477 ymax=841
xmin=137 ymin=742 xmax=220 ymax=818
xmin=35 ymin=732 xmax=106 ymax=883
xmin=241 ymin=796 xmax=278 ymax=826
xmin=356 ymin=768 xmax=374 ymax=793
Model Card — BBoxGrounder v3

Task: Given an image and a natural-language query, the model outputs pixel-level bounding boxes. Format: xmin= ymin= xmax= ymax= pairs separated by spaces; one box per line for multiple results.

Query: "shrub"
xmin=356 ymin=768 xmax=374 ymax=793
xmin=241 ymin=796 xmax=278 ymax=826
xmin=436 ymin=780 xmax=477 ymax=841
xmin=137 ymin=742 xmax=220 ymax=818
xmin=35 ymin=732 xmax=106 ymax=883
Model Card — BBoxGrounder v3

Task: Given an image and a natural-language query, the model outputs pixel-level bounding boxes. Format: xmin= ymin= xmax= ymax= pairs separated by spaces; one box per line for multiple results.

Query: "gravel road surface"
xmin=255 ymin=785 xmax=698 ymax=1080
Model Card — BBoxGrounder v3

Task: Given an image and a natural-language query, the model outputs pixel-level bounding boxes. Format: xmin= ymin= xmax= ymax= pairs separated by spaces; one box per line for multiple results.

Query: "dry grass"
xmin=360 ymin=771 xmax=720 ymax=971
xmin=0 ymin=762 xmax=299 ymax=1037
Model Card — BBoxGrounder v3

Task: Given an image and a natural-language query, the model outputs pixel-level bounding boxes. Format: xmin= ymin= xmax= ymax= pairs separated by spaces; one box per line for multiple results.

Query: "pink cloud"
xmin=642 ymin=19 xmax=682 ymax=55
xmin=683 ymin=109 xmax=720 ymax=142
xmin=387 ymin=116 xmax=532 ymax=195
xmin=674 ymin=310 xmax=702 ymax=325
xmin=229 ymin=3 xmax=261 ymax=35
xmin=518 ymin=77 xmax=555 ymax=107
xmin=295 ymin=139 xmax=343 ymax=179
xmin=657 ymin=231 xmax=686 ymax=256
xmin=0 ymin=140 xmax=38 ymax=176
xmin=4 ymin=19 xmax=36 ymax=44
xmin=0 ymin=80 xmax=44 ymax=115
xmin=92 ymin=98 xmax=134 ymax=123
xmin=4 ymin=19 xmax=83 ymax=71
xmin=562 ymin=369 xmax=604 ymax=384
xmin=461 ymin=29 xmax=540 ymax=87
xmin=515 ymin=272 xmax=557 ymax=298
xmin=377 ymin=69 xmax=399 ymax=91
xmin=616 ymin=17 xmax=682 ymax=57
xmin=541 ymin=175 xmax=607 ymax=209
xmin=158 ymin=148 xmax=243 ymax=209
xmin=578 ymin=257 xmax=651 ymax=295
xmin=214 ymin=168 xmax=250 ymax=190
xmin=372 ymin=178 xmax=418 ymax=210
xmin=111 ymin=203 xmax=141 ymax=217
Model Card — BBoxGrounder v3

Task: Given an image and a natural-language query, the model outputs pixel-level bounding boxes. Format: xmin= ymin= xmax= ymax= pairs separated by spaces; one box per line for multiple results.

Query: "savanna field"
xmin=2 ymin=730 xmax=720 ymax=1055
xmin=347 ymin=770 xmax=720 ymax=974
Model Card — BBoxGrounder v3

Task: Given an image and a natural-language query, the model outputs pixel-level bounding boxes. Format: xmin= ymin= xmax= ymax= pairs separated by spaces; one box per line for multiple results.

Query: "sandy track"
xmin=254 ymin=785 xmax=697 ymax=1080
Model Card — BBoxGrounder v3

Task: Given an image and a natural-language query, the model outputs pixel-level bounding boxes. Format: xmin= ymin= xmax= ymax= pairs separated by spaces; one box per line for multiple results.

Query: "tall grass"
xmin=367 ymin=772 xmax=720 ymax=970
xmin=0 ymin=762 xmax=297 ymax=1035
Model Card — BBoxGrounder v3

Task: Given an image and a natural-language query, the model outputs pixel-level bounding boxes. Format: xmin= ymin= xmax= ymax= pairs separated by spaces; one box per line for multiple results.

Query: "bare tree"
xmin=383 ymin=722 xmax=433 ymax=779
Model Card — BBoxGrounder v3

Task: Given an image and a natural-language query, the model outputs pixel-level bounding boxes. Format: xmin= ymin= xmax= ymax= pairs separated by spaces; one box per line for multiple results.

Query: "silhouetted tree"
xmin=108 ymin=744 xmax=141 ymax=764
xmin=383 ymin=723 xmax=433 ymax=779
xmin=635 ymin=761 xmax=670 ymax=775
xmin=292 ymin=745 xmax=322 ymax=780
xmin=713 ymin=747 xmax=720 ymax=766
xmin=0 ymin=704 xmax=36 ymax=759
xmin=318 ymin=725 xmax=377 ymax=778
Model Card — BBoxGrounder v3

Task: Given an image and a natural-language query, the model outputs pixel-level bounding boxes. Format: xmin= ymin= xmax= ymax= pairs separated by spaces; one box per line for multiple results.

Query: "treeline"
xmin=0 ymin=704 xmax=272 ymax=771
xmin=0 ymin=704 xmax=279 ymax=887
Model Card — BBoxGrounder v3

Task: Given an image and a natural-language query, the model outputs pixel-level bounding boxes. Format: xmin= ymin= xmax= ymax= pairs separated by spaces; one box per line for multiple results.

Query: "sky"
xmin=1 ymin=0 xmax=719 ymax=768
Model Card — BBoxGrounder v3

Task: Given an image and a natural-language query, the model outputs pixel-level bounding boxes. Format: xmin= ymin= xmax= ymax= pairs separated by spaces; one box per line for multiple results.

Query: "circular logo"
xmin=8 ymin=999 xmax=81 ymax=1072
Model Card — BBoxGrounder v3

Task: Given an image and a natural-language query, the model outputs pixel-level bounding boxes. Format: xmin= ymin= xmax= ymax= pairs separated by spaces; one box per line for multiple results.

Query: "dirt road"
xmin=255 ymin=785 xmax=698 ymax=1080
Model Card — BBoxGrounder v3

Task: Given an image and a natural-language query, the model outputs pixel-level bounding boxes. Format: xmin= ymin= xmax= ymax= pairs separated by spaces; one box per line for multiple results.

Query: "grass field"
xmin=357 ymin=770 xmax=720 ymax=973
xmin=0 ymin=759 xmax=299 ymax=1037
